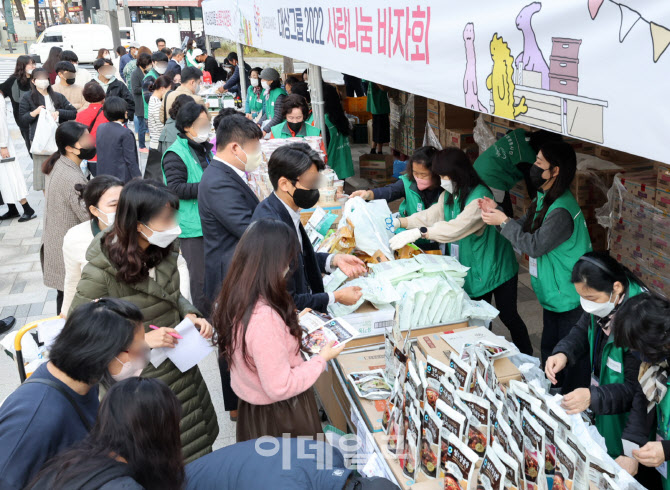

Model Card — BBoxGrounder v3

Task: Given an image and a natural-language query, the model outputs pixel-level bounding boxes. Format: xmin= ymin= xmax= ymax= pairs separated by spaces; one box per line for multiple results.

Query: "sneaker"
xmin=18 ymin=212 xmax=37 ymax=222
xmin=139 ymin=148 xmax=149 ymax=153
xmin=0 ymin=210 xmax=19 ymax=220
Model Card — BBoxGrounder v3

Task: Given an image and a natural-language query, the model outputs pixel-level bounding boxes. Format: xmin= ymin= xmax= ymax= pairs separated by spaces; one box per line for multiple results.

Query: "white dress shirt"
xmin=213 ymin=155 xmax=248 ymax=183
xmin=274 ymin=192 xmax=336 ymax=305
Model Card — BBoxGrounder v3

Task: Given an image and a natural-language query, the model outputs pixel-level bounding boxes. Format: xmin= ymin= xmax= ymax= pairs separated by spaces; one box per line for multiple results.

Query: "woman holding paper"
xmin=389 ymin=148 xmax=533 ymax=355
xmin=213 ymin=219 xmax=345 ymax=442
xmin=69 ymin=179 xmax=219 ymax=463
xmin=480 ymin=141 xmax=592 ymax=392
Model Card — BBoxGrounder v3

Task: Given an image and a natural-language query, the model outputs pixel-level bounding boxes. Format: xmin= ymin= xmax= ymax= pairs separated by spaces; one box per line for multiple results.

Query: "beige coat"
xmin=159 ymin=85 xmax=206 ymax=124
xmin=42 ymin=155 xmax=88 ymax=290
xmin=52 ymin=82 xmax=89 ymax=112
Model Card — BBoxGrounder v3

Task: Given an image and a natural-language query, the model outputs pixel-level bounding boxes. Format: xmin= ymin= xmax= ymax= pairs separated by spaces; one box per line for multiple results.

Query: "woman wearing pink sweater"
xmin=213 ymin=219 xmax=344 ymax=442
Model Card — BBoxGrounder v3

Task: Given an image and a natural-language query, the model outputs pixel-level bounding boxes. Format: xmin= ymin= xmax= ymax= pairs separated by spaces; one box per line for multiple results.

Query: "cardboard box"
xmin=300 ymin=201 xmax=343 ymax=226
xmin=439 ymin=102 xmax=475 ymax=130
xmin=415 ymin=329 xmax=522 ymax=385
xmin=656 ymin=188 xmax=670 ymax=211
xmin=341 ymin=302 xmax=396 ymax=339
xmin=427 ymin=109 xmax=439 ymax=128
xmin=648 ymin=249 xmax=670 ymax=279
xmin=610 ymin=234 xmax=651 ymax=265
xmin=443 ymin=128 xmax=480 ymax=164
xmin=594 ymin=146 xmax=648 ymax=164
xmin=652 ymin=226 xmax=670 ymax=258
xmin=619 ymin=172 xmax=657 ymax=206
xmin=657 ymin=165 xmax=670 ymax=194
xmin=359 ymin=154 xmax=394 ymax=171
xmin=620 ymin=198 xmax=657 ymax=230
xmin=650 ymin=274 xmax=670 ymax=297
xmin=314 ymin=364 xmax=352 ymax=433
xmin=427 ymin=98 xmax=440 ymax=113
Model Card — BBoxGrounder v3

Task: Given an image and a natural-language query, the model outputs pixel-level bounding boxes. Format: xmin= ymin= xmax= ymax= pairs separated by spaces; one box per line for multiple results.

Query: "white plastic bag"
xmin=31 ymin=110 xmax=58 ymax=155
xmin=339 ymin=197 xmax=395 ymax=260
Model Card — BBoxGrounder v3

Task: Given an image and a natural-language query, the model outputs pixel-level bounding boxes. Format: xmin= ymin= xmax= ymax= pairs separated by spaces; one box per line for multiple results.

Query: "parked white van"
xmin=30 ymin=24 xmax=114 ymax=63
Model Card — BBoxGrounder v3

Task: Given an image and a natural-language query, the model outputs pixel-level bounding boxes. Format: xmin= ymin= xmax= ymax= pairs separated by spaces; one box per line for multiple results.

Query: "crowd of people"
xmin=0 ymin=38 xmax=669 ymax=490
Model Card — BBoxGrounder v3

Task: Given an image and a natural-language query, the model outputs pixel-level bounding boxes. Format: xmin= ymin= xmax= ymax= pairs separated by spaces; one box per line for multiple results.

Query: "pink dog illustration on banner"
xmin=463 ymin=23 xmax=488 ymax=113
xmin=515 ymin=2 xmax=550 ymax=89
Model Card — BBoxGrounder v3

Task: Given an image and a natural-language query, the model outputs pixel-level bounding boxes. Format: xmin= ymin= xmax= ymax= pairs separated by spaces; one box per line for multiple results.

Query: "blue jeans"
xmin=134 ymin=115 xmax=148 ymax=149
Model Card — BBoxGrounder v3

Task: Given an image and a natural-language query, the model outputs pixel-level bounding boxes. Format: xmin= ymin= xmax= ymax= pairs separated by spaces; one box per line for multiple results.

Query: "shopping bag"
xmin=31 ymin=110 xmax=58 ymax=155
xmin=340 ymin=196 xmax=395 ymax=260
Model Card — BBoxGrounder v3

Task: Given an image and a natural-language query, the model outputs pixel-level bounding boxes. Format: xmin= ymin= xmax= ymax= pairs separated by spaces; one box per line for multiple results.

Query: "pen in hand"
xmin=149 ymin=325 xmax=183 ymax=339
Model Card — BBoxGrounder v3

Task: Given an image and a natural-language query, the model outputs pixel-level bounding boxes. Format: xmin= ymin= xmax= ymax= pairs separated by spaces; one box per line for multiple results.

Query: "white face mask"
xmin=26 ymin=67 xmax=34 ymax=75
xmin=154 ymin=64 xmax=167 ymax=75
xmin=261 ymin=80 xmax=270 ymax=91
xmin=35 ymin=79 xmax=50 ymax=90
xmin=178 ymin=60 xmax=185 ymax=69
xmin=250 ymin=78 xmax=259 ymax=87
xmin=95 ymin=207 xmax=115 ymax=227
xmin=191 ymin=82 xmax=201 ymax=95
xmin=111 ymin=353 xmax=148 ymax=382
xmin=140 ymin=224 xmax=181 ymax=248
xmin=235 ymin=145 xmax=263 ymax=173
xmin=192 ymin=126 xmax=210 ymax=143
xmin=72 ymin=64 xmax=78 ymax=72
xmin=441 ymin=179 xmax=454 ymax=194
xmin=580 ymin=292 xmax=617 ymax=318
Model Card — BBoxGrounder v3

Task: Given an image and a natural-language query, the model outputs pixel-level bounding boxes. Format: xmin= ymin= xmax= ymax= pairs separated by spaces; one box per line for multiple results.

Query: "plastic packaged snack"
xmin=369 ymin=258 xmax=423 ymax=284
xmin=420 ymin=404 xmax=441 ymax=478
xmin=440 ymin=431 xmax=479 ymax=488
xmin=553 ymin=436 xmax=576 ymax=490
xmin=448 ymin=352 xmax=473 ymax=392
xmin=387 ymin=404 xmax=404 ymax=456
xmin=425 ymin=354 xmax=452 ymax=410
xmin=459 ymin=391 xmax=491 ymax=458
xmin=406 ymin=360 xmax=424 ymax=405
xmin=436 ymin=399 xmax=466 ymax=441
xmin=349 ymin=369 xmax=392 ymax=400
xmin=402 ymin=404 xmax=421 ymax=480
xmin=324 ymin=268 xmax=349 ymax=293
xmin=479 ymin=447 xmax=505 ymax=490
xmin=522 ymin=409 xmax=547 ymax=490
xmin=531 ymin=405 xmax=559 ymax=486
xmin=565 ymin=432 xmax=590 ymax=490
xmin=492 ymin=440 xmax=523 ymax=490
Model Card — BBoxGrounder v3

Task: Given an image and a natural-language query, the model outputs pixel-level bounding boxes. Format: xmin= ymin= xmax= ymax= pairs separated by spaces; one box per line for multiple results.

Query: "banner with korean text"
xmin=202 ymin=0 xmax=670 ymax=164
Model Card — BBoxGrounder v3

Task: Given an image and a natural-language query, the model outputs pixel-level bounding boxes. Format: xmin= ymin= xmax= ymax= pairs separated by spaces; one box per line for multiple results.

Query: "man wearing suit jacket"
xmin=251 ymin=143 xmax=366 ymax=314
xmin=198 ymin=114 xmax=263 ymax=420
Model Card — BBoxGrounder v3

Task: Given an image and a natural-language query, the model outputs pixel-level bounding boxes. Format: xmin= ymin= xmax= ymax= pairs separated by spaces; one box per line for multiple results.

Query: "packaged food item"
xmin=513 ymin=384 xmax=543 ymax=414
xmin=436 ymin=399 xmax=466 ymax=441
xmin=301 ymin=316 xmax=360 ymax=353
xmin=531 ymin=405 xmax=559 ymax=486
xmin=553 ymin=436 xmax=576 ymax=490
xmin=547 ymin=398 xmax=572 ymax=441
xmin=589 ymin=453 xmax=617 ymax=489
xmin=387 ymin=404 xmax=404 ymax=456
xmin=420 ymin=404 xmax=441 ymax=478
xmin=485 ymin=384 xmax=503 ymax=446
xmin=509 ymin=411 xmax=525 ymax=454
xmin=479 ymin=447 xmax=505 ymax=490
xmin=459 ymin=391 xmax=491 ymax=458
xmin=323 ymin=268 xmax=349 ymax=293
xmin=448 ymin=353 xmax=473 ymax=392
xmin=383 ymin=372 xmax=404 ymax=433
xmin=440 ymin=432 xmax=479 ymax=488
xmin=601 ymin=474 xmax=622 ymax=490
xmin=349 ymin=369 xmax=392 ymax=400
xmin=402 ymin=404 xmax=421 ymax=480
xmin=565 ymin=432 xmax=590 ymax=490
xmin=425 ymin=354 xmax=452 ymax=410
xmin=407 ymin=360 xmax=424 ymax=404
xmin=369 ymin=258 xmax=423 ymax=284
xmin=384 ymin=329 xmax=407 ymax=389
xmin=494 ymin=415 xmax=513 ymax=454
xmin=492 ymin=441 xmax=523 ymax=490
xmin=521 ymin=409 xmax=546 ymax=490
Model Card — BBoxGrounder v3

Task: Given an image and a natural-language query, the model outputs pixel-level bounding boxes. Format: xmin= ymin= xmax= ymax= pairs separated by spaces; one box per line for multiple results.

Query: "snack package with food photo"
xmin=530 ymin=404 xmax=559 ymax=486
xmin=484 ymin=383 xmax=503 ymax=447
xmin=402 ymin=404 xmax=421 ymax=480
xmin=565 ymin=432 xmax=590 ymax=490
xmin=383 ymin=372 xmax=404 ymax=433
xmin=521 ymin=409 xmax=547 ymax=490
xmin=425 ymin=354 xmax=453 ymax=410
xmin=478 ymin=447 xmax=505 ymax=490
xmin=492 ymin=440 xmax=524 ymax=490
xmin=387 ymin=404 xmax=404 ymax=456
xmin=436 ymin=399 xmax=466 ymax=441
xmin=349 ymin=369 xmax=392 ymax=400
xmin=406 ymin=360 xmax=424 ymax=405
xmin=459 ymin=390 xmax=491 ymax=458
xmin=448 ymin=352 xmax=473 ymax=392
xmin=552 ymin=436 xmax=576 ymax=490
xmin=588 ymin=453 xmax=617 ymax=489
xmin=440 ymin=431 xmax=478 ymax=489
xmin=509 ymin=411 xmax=525 ymax=456
xmin=493 ymin=414 xmax=514 ymax=456
xmin=384 ymin=329 xmax=408 ymax=389
xmin=420 ymin=404 xmax=441 ymax=478
xmin=300 ymin=315 xmax=359 ymax=355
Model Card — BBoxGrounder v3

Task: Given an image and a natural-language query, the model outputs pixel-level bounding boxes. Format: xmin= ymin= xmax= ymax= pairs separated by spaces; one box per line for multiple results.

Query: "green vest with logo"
xmin=246 ymin=85 xmax=263 ymax=116
xmin=444 ymin=185 xmax=518 ymax=298
xmin=142 ymin=69 xmax=158 ymax=118
xmin=395 ymin=175 xmax=432 ymax=247
xmin=161 ymin=136 xmax=204 ymax=238
xmin=656 ymin=381 xmax=670 ymax=489
xmin=473 ymin=128 xmax=536 ymax=192
xmin=324 ymin=113 xmax=353 ymax=179
xmin=531 ymin=190 xmax=592 ymax=312
xmin=270 ymin=121 xmax=321 ymax=139
xmin=589 ymin=280 xmax=643 ymax=458
xmin=265 ymin=87 xmax=287 ymax=121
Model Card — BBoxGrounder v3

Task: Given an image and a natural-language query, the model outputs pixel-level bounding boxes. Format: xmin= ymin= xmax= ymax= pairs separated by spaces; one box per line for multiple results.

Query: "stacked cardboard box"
xmin=442 ymin=128 xmax=479 ymax=164
xmin=342 ymin=96 xmax=371 ymax=124
xmin=389 ymin=93 xmax=427 ymax=156
xmin=422 ymin=99 xmax=476 ymax=152
xmin=359 ymin=154 xmax=395 ymax=183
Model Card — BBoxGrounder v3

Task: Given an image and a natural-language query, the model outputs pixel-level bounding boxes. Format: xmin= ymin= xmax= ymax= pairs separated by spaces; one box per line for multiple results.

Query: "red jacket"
xmin=75 ymin=103 xmax=108 ymax=162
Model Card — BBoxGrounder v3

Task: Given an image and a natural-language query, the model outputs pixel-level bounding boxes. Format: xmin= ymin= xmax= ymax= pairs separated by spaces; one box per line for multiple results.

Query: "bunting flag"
xmin=651 ymin=22 xmax=670 ymax=63
xmin=589 ymin=0 xmax=670 ymax=62
xmin=618 ymin=4 xmax=640 ymax=42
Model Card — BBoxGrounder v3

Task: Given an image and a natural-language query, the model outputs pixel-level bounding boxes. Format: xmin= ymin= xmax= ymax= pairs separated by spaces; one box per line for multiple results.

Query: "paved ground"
xmin=0 ymin=81 xmax=544 ymax=445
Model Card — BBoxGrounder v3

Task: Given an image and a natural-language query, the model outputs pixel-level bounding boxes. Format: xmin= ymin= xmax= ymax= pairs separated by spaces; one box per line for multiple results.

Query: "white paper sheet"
xmin=37 ymin=318 xmax=66 ymax=349
xmin=150 ymin=318 xmax=215 ymax=372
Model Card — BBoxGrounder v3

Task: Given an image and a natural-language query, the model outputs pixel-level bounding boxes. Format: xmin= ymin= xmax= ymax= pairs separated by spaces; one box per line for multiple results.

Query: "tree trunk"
xmin=46 ymin=0 xmax=55 ymax=24
xmin=13 ymin=0 xmax=25 ymax=20
xmin=33 ymin=0 xmax=40 ymax=34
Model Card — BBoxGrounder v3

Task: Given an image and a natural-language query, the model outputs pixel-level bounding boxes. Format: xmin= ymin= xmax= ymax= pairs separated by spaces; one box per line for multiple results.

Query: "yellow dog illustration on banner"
xmin=487 ymin=33 xmax=528 ymax=119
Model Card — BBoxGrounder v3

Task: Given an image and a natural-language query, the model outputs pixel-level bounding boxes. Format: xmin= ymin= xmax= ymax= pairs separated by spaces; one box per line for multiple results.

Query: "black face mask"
xmin=65 ymin=77 xmax=76 ymax=85
xmin=287 ymin=121 xmax=303 ymax=134
xmin=290 ymin=186 xmax=320 ymax=209
xmin=529 ymin=164 xmax=549 ymax=189
xmin=76 ymin=146 xmax=97 ymax=161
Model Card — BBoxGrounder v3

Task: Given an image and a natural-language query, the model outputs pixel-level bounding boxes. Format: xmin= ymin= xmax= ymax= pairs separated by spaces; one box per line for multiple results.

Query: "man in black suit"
xmin=251 ymin=143 xmax=365 ymax=314
xmin=198 ymin=114 xmax=263 ymax=420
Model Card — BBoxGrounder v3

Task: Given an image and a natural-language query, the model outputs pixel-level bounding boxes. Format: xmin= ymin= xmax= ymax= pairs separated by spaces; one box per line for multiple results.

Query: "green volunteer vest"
xmin=306 ymin=112 xmax=314 ymax=126
xmin=246 ymin=85 xmax=263 ymax=115
xmin=473 ymin=128 xmax=536 ymax=192
xmin=589 ymin=280 xmax=643 ymax=458
xmin=265 ymin=87 xmax=287 ymax=121
xmin=161 ymin=136 xmax=205 ymax=238
xmin=366 ymin=82 xmax=390 ymax=115
xmin=657 ymin=381 xmax=670 ymax=489
xmin=324 ymin=113 xmax=353 ymax=179
xmin=395 ymin=175 xmax=433 ymax=247
xmin=444 ymin=185 xmax=518 ymax=298
xmin=142 ymin=69 xmax=158 ymax=118
xmin=270 ymin=121 xmax=321 ymax=139
xmin=531 ymin=190 xmax=592 ymax=312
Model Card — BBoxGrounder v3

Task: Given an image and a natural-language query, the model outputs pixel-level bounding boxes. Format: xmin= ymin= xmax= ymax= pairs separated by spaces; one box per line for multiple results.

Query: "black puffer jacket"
xmin=103 ymin=78 xmax=136 ymax=121
xmin=19 ymin=90 xmax=77 ymax=140
xmin=162 ymin=134 xmax=212 ymax=200
xmin=553 ymin=311 xmax=641 ymax=415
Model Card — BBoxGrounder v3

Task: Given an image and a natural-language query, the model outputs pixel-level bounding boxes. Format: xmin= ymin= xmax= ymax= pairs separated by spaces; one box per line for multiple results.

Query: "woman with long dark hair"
xmin=69 ymin=179 xmax=218 ymax=462
xmin=0 ymin=298 xmax=147 ymax=490
xmin=27 ymin=377 xmax=184 ymax=490
xmin=43 ymin=46 xmax=63 ymax=84
xmin=41 ymin=121 xmax=92 ymax=314
xmin=482 ymin=141 xmax=592 ymax=388
xmin=145 ymin=74 xmax=175 ymax=181
xmin=0 ymin=54 xmax=36 ymax=148
xmin=213 ymin=219 xmax=344 ymax=442
xmin=390 ymin=147 xmax=532 ymax=355
xmin=19 ymin=67 xmax=77 ymax=191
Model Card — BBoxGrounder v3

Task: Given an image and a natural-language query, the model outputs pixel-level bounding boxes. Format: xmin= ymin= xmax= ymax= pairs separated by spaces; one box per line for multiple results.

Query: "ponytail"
xmin=41 ymin=151 xmax=60 ymax=175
